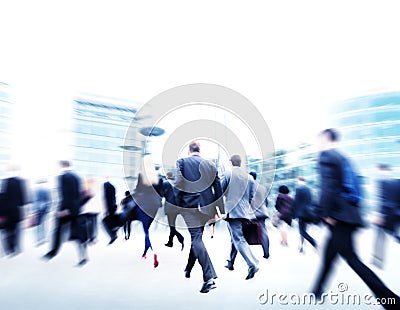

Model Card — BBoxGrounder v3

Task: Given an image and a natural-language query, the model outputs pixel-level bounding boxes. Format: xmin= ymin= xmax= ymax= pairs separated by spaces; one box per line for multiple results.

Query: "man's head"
xmin=278 ymin=185 xmax=290 ymax=194
xmin=166 ymin=171 xmax=174 ymax=180
xmin=376 ymin=164 xmax=392 ymax=178
xmin=59 ymin=160 xmax=71 ymax=170
xmin=230 ymin=154 xmax=242 ymax=167
xmin=317 ymin=128 xmax=339 ymax=152
xmin=188 ymin=141 xmax=200 ymax=154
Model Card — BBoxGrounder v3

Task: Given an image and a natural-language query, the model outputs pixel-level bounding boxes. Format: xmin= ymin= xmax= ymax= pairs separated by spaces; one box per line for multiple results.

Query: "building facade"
xmin=0 ymin=82 xmax=13 ymax=178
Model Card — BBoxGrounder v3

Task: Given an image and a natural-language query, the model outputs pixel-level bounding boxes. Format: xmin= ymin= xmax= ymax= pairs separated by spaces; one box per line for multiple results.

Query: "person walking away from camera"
xmin=163 ymin=171 xmax=184 ymax=250
xmin=102 ymin=177 xmax=119 ymax=245
xmin=222 ymin=155 xmax=259 ymax=280
xmin=293 ymin=177 xmax=317 ymax=253
xmin=175 ymin=141 xmax=224 ymax=293
xmin=275 ymin=185 xmax=294 ymax=247
xmin=131 ymin=155 xmax=163 ymax=268
xmin=0 ymin=165 xmax=27 ymax=256
xmin=121 ymin=190 xmax=134 ymax=240
xmin=311 ymin=129 xmax=400 ymax=309
xmin=34 ymin=179 xmax=51 ymax=246
xmin=43 ymin=160 xmax=88 ymax=266
xmin=80 ymin=176 xmax=100 ymax=245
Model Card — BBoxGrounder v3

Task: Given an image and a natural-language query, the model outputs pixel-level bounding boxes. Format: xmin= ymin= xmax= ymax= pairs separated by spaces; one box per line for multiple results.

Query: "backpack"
xmin=341 ymin=157 xmax=362 ymax=205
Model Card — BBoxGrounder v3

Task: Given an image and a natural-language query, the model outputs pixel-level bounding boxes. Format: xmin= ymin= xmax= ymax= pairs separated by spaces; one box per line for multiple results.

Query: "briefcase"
xmin=242 ymin=220 xmax=262 ymax=245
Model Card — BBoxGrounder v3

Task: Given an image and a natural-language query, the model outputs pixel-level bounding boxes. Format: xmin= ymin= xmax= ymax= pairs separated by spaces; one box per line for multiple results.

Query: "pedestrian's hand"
xmin=57 ymin=210 xmax=70 ymax=218
xmin=324 ymin=217 xmax=336 ymax=226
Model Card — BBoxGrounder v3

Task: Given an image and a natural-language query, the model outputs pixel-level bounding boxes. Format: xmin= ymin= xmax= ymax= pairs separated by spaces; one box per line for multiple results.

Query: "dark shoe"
xmin=154 ymin=254 xmax=159 ymax=268
xmin=184 ymin=269 xmax=191 ymax=278
xmin=43 ymin=252 xmax=55 ymax=261
xmin=245 ymin=266 xmax=259 ymax=280
xmin=200 ymin=279 xmax=216 ymax=293
xmin=299 ymin=248 xmax=304 ymax=254
xmin=179 ymin=238 xmax=184 ymax=251
xmin=263 ymin=254 xmax=270 ymax=260
xmin=164 ymin=242 xmax=173 ymax=248
xmin=225 ymin=260 xmax=234 ymax=271
xmin=76 ymin=259 xmax=88 ymax=267
xmin=108 ymin=236 xmax=117 ymax=245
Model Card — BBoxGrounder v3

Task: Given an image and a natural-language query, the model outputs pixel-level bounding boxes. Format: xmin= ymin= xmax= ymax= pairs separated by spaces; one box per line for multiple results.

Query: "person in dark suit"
xmin=371 ymin=164 xmax=400 ymax=269
xmin=44 ymin=160 xmax=88 ymax=266
xmin=221 ymin=155 xmax=259 ymax=280
xmin=275 ymin=185 xmax=294 ymax=246
xmin=102 ymin=178 xmax=119 ymax=244
xmin=121 ymin=190 xmax=134 ymax=240
xmin=175 ymin=141 xmax=224 ymax=293
xmin=312 ymin=129 xmax=399 ymax=309
xmin=163 ymin=171 xmax=184 ymax=250
xmin=293 ymin=177 xmax=317 ymax=253
xmin=0 ymin=167 xmax=27 ymax=256
xmin=131 ymin=155 xmax=163 ymax=268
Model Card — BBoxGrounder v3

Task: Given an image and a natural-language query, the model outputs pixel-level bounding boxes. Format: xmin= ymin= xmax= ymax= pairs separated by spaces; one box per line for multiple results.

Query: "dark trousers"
xmin=137 ymin=208 xmax=154 ymax=256
xmin=47 ymin=216 xmax=87 ymax=261
xmin=2 ymin=221 xmax=20 ymax=255
xmin=181 ymin=208 xmax=217 ymax=282
xmin=299 ymin=219 xmax=317 ymax=250
xmin=167 ymin=212 xmax=184 ymax=244
xmin=313 ymin=222 xmax=400 ymax=309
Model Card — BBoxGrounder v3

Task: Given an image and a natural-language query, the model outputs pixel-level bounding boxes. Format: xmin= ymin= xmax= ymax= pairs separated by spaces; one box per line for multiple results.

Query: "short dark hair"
xmin=249 ymin=171 xmax=257 ymax=180
xmin=230 ymin=154 xmax=242 ymax=167
xmin=125 ymin=191 xmax=130 ymax=196
xmin=320 ymin=128 xmax=340 ymax=142
xmin=278 ymin=185 xmax=289 ymax=194
xmin=189 ymin=141 xmax=200 ymax=153
xmin=59 ymin=160 xmax=71 ymax=168
xmin=377 ymin=164 xmax=391 ymax=171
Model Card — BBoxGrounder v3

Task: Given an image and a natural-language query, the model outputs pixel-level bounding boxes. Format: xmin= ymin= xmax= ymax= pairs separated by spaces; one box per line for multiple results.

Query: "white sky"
xmin=1 ymin=1 xmax=400 ymax=177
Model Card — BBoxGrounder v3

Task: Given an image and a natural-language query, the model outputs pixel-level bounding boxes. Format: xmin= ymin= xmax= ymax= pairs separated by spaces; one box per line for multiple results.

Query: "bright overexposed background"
xmin=1 ymin=0 xmax=400 ymax=178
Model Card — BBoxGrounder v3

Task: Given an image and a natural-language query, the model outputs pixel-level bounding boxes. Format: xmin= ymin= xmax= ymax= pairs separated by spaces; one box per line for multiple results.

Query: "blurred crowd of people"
xmin=0 ymin=129 xmax=399 ymax=308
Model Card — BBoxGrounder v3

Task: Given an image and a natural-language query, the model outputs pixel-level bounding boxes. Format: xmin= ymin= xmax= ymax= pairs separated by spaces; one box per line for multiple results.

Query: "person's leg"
xmin=337 ymin=223 xmax=400 ymax=308
xmin=185 ymin=247 xmax=196 ymax=276
xmin=299 ymin=219 xmax=306 ymax=252
xmin=312 ymin=225 xmax=339 ymax=296
xmin=372 ymin=225 xmax=385 ymax=268
xmin=258 ymin=219 xmax=270 ymax=258
xmin=280 ymin=223 xmax=288 ymax=246
xmin=46 ymin=216 xmax=68 ymax=257
xmin=225 ymin=221 xmax=237 ymax=268
xmin=140 ymin=211 xmax=154 ymax=257
xmin=166 ymin=213 xmax=177 ymax=245
xmin=300 ymin=220 xmax=317 ymax=249
xmin=227 ymin=220 xmax=259 ymax=270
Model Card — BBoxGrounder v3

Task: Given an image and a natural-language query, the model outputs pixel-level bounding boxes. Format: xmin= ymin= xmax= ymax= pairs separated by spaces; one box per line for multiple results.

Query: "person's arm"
xmin=248 ymin=179 xmax=255 ymax=204
xmin=212 ymin=170 xmax=224 ymax=215
xmin=174 ymin=159 xmax=184 ymax=207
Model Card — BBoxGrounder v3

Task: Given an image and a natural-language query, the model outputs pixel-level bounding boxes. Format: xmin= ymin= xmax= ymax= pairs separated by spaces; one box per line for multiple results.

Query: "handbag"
xmin=242 ymin=220 xmax=262 ymax=245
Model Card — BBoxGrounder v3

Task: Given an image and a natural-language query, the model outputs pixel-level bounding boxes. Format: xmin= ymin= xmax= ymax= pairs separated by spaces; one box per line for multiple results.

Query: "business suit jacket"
xmin=103 ymin=181 xmax=117 ymax=215
xmin=377 ymin=178 xmax=400 ymax=231
xmin=293 ymin=185 xmax=313 ymax=219
xmin=175 ymin=154 xmax=224 ymax=219
xmin=0 ymin=177 xmax=27 ymax=223
xmin=318 ymin=149 xmax=363 ymax=226
xmin=251 ymin=182 xmax=269 ymax=219
xmin=222 ymin=167 xmax=256 ymax=220
xmin=59 ymin=171 xmax=81 ymax=217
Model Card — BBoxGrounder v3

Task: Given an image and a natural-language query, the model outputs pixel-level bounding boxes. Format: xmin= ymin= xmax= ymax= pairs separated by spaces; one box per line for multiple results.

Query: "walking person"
xmin=80 ymin=176 xmax=101 ymax=245
xmin=275 ymin=185 xmax=294 ymax=247
xmin=293 ymin=177 xmax=317 ymax=253
xmin=43 ymin=160 xmax=88 ymax=266
xmin=222 ymin=155 xmax=259 ymax=280
xmin=311 ymin=129 xmax=400 ymax=309
xmin=371 ymin=164 xmax=400 ymax=269
xmin=33 ymin=179 xmax=51 ymax=246
xmin=0 ymin=165 xmax=27 ymax=256
xmin=163 ymin=171 xmax=184 ymax=250
xmin=102 ymin=177 xmax=119 ymax=245
xmin=131 ymin=155 xmax=163 ymax=268
xmin=121 ymin=191 xmax=134 ymax=240
xmin=175 ymin=141 xmax=224 ymax=293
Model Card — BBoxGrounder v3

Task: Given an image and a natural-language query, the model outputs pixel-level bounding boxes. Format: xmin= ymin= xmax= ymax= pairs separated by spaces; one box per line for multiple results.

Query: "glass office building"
xmin=72 ymin=97 xmax=142 ymax=192
xmin=331 ymin=91 xmax=400 ymax=209
xmin=0 ymin=82 xmax=13 ymax=178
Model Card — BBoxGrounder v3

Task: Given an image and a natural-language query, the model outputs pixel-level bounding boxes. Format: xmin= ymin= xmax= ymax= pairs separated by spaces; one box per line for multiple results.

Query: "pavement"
xmin=0 ymin=217 xmax=399 ymax=310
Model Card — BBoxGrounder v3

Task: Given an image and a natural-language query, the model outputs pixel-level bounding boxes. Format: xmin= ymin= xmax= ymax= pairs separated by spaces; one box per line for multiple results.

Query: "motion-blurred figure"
xmin=44 ymin=160 xmax=88 ymax=266
xmin=163 ymin=171 xmax=184 ymax=250
xmin=293 ymin=177 xmax=317 ymax=253
xmin=80 ymin=176 xmax=100 ymax=245
xmin=0 ymin=165 xmax=27 ymax=256
xmin=312 ymin=129 xmax=399 ymax=309
xmin=33 ymin=179 xmax=51 ymax=246
xmin=371 ymin=164 xmax=400 ymax=269
xmin=131 ymin=155 xmax=162 ymax=268
xmin=175 ymin=141 xmax=224 ymax=293
xmin=222 ymin=156 xmax=259 ymax=280
xmin=121 ymin=190 xmax=134 ymax=240
xmin=102 ymin=177 xmax=119 ymax=245
xmin=275 ymin=185 xmax=294 ymax=247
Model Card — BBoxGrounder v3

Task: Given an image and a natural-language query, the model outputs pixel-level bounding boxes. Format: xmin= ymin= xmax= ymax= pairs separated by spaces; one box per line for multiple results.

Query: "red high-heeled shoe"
xmin=153 ymin=254 xmax=159 ymax=268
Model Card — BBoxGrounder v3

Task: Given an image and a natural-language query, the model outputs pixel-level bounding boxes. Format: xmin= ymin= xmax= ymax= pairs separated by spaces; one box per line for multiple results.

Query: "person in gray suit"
xmin=175 ymin=141 xmax=224 ymax=293
xmin=222 ymin=154 xmax=259 ymax=280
